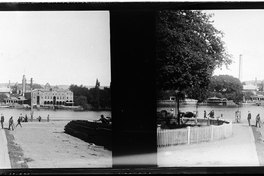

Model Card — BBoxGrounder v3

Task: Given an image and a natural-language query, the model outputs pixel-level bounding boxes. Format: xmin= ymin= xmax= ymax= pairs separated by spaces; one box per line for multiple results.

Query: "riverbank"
xmin=5 ymin=121 xmax=112 ymax=168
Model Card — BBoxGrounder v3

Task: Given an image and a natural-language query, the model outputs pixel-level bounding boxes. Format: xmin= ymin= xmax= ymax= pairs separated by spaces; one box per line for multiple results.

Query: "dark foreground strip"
xmin=5 ymin=129 xmax=29 ymax=168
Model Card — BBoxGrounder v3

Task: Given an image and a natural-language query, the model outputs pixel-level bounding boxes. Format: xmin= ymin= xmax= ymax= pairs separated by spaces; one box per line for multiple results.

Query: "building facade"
xmin=32 ymin=83 xmax=74 ymax=106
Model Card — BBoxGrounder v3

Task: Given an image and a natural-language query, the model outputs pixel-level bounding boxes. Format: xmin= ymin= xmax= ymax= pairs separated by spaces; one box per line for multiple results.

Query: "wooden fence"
xmin=157 ymin=119 xmax=232 ymax=147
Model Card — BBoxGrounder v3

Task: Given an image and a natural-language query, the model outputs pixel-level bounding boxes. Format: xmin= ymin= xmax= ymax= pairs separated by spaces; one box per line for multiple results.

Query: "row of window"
xmin=34 ymin=96 xmax=73 ymax=100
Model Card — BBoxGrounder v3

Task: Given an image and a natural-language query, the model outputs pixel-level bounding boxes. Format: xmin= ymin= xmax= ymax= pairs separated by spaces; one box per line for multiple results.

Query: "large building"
xmin=32 ymin=83 xmax=74 ymax=106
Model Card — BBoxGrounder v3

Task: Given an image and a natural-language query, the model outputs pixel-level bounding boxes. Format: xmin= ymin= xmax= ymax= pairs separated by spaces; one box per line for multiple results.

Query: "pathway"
xmin=0 ymin=129 xmax=11 ymax=169
xmin=158 ymin=123 xmax=260 ymax=167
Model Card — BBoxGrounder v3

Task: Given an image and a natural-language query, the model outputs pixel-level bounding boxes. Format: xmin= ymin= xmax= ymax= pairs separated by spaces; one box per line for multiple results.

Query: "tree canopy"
xmin=156 ymin=10 xmax=231 ymax=95
xmin=208 ymin=75 xmax=243 ymax=103
xmin=69 ymin=80 xmax=111 ymax=110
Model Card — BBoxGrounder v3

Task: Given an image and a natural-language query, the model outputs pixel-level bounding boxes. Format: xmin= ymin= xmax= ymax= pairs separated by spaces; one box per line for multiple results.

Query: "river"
xmin=0 ymin=108 xmax=111 ymax=122
xmin=180 ymin=103 xmax=264 ymax=123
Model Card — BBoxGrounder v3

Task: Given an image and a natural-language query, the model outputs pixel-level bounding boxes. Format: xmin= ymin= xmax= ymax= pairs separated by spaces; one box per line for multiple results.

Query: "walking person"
xmin=247 ymin=111 xmax=252 ymax=126
xmin=0 ymin=114 xmax=4 ymax=129
xmin=256 ymin=114 xmax=261 ymax=128
xmin=16 ymin=116 xmax=22 ymax=128
xmin=8 ymin=116 xmax=14 ymax=131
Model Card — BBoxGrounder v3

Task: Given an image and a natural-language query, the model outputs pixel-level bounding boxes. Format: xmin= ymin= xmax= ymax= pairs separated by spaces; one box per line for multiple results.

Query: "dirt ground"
xmin=6 ymin=121 xmax=112 ymax=168
xmin=252 ymin=125 xmax=264 ymax=166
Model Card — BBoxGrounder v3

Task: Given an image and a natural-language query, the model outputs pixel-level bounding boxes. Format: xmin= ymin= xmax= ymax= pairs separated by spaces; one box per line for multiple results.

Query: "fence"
xmin=157 ymin=119 xmax=232 ymax=148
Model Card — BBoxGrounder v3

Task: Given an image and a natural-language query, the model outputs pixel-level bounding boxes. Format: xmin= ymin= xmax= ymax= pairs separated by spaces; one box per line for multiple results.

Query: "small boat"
xmin=0 ymin=105 xmax=10 ymax=108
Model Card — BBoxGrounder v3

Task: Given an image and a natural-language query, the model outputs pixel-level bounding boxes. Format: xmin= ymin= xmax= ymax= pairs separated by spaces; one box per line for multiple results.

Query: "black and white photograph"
xmin=157 ymin=9 xmax=264 ymax=167
xmin=0 ymin=11 xmax=112 ymax=169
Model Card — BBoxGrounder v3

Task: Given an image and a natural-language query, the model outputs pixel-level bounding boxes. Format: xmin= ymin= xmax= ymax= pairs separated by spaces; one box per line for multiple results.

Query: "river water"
xmin=0 ymin=108 xmax=111 ymax=122
xmin=180 ymin=103 xmax=264 ymax=124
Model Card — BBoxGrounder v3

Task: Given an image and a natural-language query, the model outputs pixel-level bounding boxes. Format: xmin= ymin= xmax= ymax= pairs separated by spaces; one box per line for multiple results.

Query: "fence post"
xmin=211 ymin=125 xmax=214 ymax=141
xmin=187 ymin=126 xmax=191 ymax=144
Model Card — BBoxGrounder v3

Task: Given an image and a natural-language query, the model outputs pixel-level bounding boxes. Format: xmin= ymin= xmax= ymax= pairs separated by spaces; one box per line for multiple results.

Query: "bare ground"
xmin=6 ymin=121 xmax=112 ymax=168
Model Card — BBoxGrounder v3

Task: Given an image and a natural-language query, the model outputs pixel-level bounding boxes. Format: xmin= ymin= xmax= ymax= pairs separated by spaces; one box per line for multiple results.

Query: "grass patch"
xmin=5 ymin=129 xmax=28 ymax=168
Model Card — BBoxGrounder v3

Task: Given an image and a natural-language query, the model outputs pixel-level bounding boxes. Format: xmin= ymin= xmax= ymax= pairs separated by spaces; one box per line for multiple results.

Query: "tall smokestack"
xmin=239 ymin=54 xmax=242 ymax=81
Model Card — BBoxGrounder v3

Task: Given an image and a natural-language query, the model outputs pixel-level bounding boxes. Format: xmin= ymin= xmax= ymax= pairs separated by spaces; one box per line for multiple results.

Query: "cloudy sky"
xmin=0 ymin=11 xmax=110 ymax=86
xmin=205 ymin=10 xmax=264 ymax=82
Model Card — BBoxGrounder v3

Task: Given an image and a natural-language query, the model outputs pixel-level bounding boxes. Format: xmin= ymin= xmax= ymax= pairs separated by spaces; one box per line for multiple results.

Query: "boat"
xmin=206 ymin=97 xmax=237 ymax=106
xmin=0 ymin=105 xmax=10 ymax=108
xmin=180 ymin=98 xmax=198 ymax=105
xmin=64 ymin=120 xmax=111 ymax=150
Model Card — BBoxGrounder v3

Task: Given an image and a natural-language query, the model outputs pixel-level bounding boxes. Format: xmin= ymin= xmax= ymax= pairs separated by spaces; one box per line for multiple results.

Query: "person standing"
xmin=235 ymin=110 xmax=239 ymax=123
xmin=256 ymin=114 xmax=261 ymax=128
xmin=0 ymin=114 xmax=4 ymax=129
xmin=47 ymin=114 xmax=50 ymax=122
xmin=208 ymin=110 xmax=214 ymax=118
xmin=247 ymin=111 xmax=252 ymax=126
xmin=25 ymin=114 xmax=28 ymax=122
xmin=8 ymin=116 xmax=14 ymax=130
xmin=204 ymin=110 xmax=207 ymax=119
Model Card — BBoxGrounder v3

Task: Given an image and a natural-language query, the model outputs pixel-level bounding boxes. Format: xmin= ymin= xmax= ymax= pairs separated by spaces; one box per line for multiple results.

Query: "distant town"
xmin=0 ymin=75 xmax=111 ymax=111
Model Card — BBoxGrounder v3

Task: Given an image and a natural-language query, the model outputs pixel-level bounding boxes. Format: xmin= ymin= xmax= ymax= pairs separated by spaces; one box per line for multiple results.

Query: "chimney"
xmin=239 ymin=54 xmax=242 ymax=81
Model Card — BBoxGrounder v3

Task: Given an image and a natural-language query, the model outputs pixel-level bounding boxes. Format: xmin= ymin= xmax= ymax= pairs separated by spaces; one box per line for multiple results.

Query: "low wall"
xmin=157 ymin=119 xmax=232 ymax=148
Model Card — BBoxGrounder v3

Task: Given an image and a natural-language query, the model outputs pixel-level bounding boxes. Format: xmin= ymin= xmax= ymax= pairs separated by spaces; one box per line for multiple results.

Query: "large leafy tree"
xmin=156 ymin=10 xmax=231 ymax=121
xmin=208 ymin=75 xmax=243 ymax=103
xmin=157 ymin=10 xmax=231 ymax=92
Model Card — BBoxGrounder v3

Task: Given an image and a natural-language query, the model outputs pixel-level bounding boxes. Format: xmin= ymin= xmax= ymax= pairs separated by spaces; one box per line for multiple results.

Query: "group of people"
xmin=0 ymin=113 xmax=50 ymax=131
xmin=203 ymin=109 xmax=262 ymax=128
xmin=203 ymin=110 xmax=223 ymax=119
xmin=247 ymin=111 xmax=261 ymax=128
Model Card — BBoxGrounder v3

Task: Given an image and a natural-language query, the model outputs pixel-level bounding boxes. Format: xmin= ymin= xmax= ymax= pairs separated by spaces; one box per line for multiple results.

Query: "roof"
xmin=243 ymin=84 xmax=258 ymax=90
xmin=207 ymin=96 xmax=221 ymax=100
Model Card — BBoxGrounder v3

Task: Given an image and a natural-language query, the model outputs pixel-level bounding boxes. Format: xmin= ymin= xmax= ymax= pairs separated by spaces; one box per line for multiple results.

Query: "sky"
xmin=204 ymin=10 xmax=264 ymax=82
xmin=0 ymin=11 xmax=110 ymax=86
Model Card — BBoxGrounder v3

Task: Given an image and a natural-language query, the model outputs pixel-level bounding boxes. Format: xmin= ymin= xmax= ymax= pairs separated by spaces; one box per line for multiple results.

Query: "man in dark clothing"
xmin=208 ymin=110 xmax=215 ymax=118
xmin=0 ymin=114 xmax=4 ymax=129
xmin=25 ymin=114 xmax=28 ymax=122
xmin=9 ymin=117 xmax=14 ymax=130
xmin=204 ymin=110 xmax=207 ymax=119
xmin=248 ymin=111 xmax=251 ymax=126
xmin=16 ymin=116 xmax=22 ymax=128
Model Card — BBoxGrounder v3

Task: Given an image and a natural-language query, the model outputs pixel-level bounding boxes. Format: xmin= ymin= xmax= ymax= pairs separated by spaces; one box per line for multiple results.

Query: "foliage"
xmin=208 ymin=75 xmax=243 ymax=103
xmin=32 ymin=84 xmax=43 ymax=89
xmin=243 ymin=91 xmax=254 ymax=101
xmin=156 ymin=10 xmax=231 ymax=98
xmin=75 ymin=95 xmax=89 ymax=109
xmin=0 ymin=94 xmax=7 ymax=102
xmin=69 ymin=80 xmax=111 ymax=110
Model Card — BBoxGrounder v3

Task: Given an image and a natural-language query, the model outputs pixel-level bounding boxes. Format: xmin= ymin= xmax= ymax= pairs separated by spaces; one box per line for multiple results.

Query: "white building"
xmin=32 ymin=83 xmax=74 ymax=106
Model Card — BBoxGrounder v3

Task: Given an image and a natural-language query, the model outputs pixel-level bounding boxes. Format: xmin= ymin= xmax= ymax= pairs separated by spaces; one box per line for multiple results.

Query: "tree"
xmin=0 ymin=94 xmax=7 ymax=102
xmin=75 ymin=95 xmax=88 ymax=109
xmin=156 ymin=10 xmax=231 ymax=123
xmin=208 ymin=75 xmax=243 ymax=103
